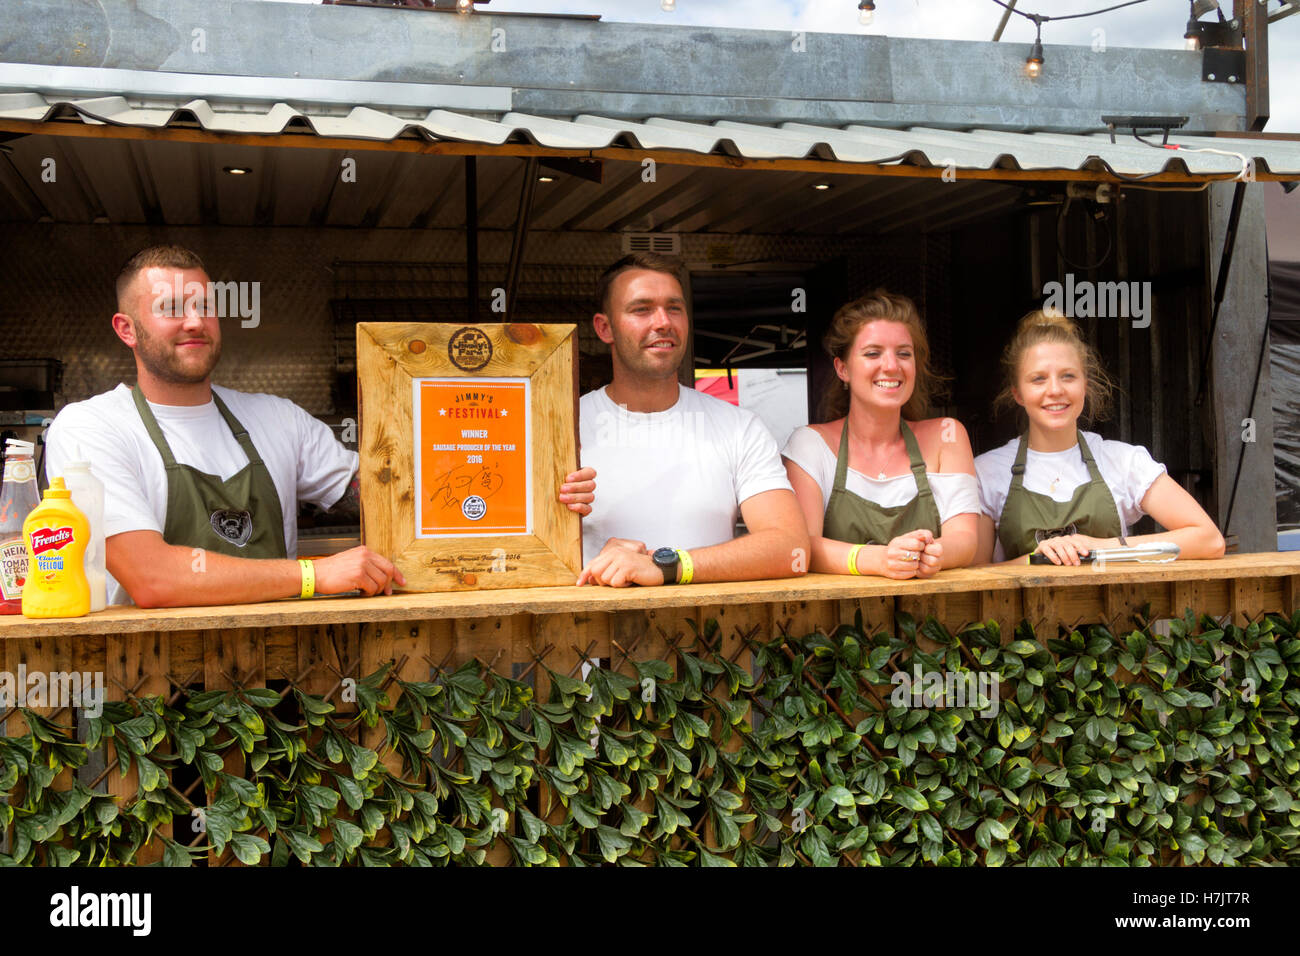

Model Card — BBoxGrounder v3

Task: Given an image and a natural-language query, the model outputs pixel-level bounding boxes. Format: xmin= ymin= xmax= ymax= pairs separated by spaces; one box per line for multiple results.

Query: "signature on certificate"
xmin=431 ymin=462 xmax=506 ymax=511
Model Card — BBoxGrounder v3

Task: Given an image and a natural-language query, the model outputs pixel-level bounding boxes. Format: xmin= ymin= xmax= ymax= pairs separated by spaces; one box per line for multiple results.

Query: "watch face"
xmin=652 ymin=547 xmax=677 ymax=566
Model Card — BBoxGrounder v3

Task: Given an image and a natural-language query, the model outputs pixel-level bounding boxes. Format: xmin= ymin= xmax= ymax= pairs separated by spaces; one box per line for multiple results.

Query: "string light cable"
xmin=986 ymin=0 xmax=1155 ymax=75
xmin=1129 ymin=130 xmax=1254 ymax=182
xmin=988 ymin=0 xmax=1153 ymax=25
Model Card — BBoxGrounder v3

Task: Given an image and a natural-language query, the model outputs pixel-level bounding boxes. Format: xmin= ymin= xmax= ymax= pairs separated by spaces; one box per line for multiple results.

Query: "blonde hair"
xmin=820 ymin=289 xmax=945 ymax=421
xmin=996 ymin=309 xmax=1115 ymax=423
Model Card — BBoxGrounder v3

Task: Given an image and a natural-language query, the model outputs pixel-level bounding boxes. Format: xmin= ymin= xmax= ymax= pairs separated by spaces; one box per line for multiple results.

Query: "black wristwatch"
xmin=652 ymin=547 xmax=679 ymax=585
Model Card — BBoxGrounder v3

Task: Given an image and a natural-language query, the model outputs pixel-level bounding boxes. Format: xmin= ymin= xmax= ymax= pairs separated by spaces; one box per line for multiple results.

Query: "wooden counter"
xmin=4 ymin=552 xmax=1296 ymax=865
xmin=2 ymin=552 xmax=1297 ymax=639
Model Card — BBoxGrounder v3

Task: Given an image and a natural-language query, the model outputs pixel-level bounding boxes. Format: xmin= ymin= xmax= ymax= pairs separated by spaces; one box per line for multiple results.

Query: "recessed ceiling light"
xmin=813 ymin=182 xmax=832 ymax=191
xmin=223 ymin=166 xmax=252 ymax=175
xmin=538 ymin=175 xmax=555 ymax=183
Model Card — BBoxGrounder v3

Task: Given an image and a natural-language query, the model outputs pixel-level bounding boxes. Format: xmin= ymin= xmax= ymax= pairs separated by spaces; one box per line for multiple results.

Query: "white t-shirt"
xmin=579 ymin=385 xmax=793 ymax=564
xmin=974 ymin=431 xmax=1167 ymax=561
xmin=780 ymin=424 xmax=981 ymax=527
xmin=45 ymin=384 xmax=357 ymax=605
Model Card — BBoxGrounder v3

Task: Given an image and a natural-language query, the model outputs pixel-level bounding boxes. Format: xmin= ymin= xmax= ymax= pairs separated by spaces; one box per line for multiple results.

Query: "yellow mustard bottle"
xmin=21 ymin=477 xmax=90 ymax=619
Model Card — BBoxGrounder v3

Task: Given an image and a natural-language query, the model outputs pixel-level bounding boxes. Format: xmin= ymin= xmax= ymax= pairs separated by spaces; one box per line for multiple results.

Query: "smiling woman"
xmin=973 ymin=310 xmax=1226 ymax=565
xmin=781 ymin=290 xmax=981 ymax=579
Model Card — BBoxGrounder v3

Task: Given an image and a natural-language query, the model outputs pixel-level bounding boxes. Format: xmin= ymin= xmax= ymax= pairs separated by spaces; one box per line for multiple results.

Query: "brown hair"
xmin=595 ymin=252 xmax=685 ymax=316
xmin=995 ymin=309 xmax=1115 ymax=423
xmin=115 ymin=245 xmax=207 ymax=313
xmin=820 ymin=289 xmax=943 ymax=421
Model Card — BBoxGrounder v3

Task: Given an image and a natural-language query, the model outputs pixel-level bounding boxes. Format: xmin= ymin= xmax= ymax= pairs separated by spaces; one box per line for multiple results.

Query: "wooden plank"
xmin=978 ymin=589 xmax=1021 ymax=645
xmin=897 ymin=594 xmax=947 ymax=652
xmin=297 ymin=624 xmax=342 ymax=700
xmin=358 ymin=620 xmax=398 ymax=763
xmin=703 ymin=602 xmax=766 ymax=849
xmin=71 ymin=633 xmax=107 ymax=789
xmin=101 ymin=631 xmax=170 ymax=864
xmin=1102 ymin=582 xmax=1150 ymax=633
xmin=168 ymin=629 xmax=204 ymax=688
xmin=1172 ymin=578 xmax=1232 ymax=625
xmin=264 ymin=626 xmax=299 ymax=681
xmin=202 ymin=628 xmax=264 ymax=867
xmin=1230 ymin=576 xmax=1267 ymax=627
xmin=1286 ymin=575 xmax=1300 ymax=617
xmin=530 ymin=611 xmax=606 ymax=858
xmin=775 ymin=599 xmax=836 ymax=640
xmin=462 ymin=614 xmax=521 ymax=866
xmin=8 ymin=555 xmax=1300 ymax=637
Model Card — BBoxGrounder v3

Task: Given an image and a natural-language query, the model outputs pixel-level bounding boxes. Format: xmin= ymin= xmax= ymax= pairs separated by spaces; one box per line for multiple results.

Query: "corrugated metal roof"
xmin=3 ymin=91 xmax=1299 ymax=179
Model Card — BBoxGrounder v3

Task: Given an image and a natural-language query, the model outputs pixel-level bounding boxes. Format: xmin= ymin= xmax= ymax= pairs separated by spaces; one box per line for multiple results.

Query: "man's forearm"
xmin=122 ymin=546 xmax=303 ymax=608
xmin=681 ymin=527 xmax=809 ymax=584
xmin=329 ymin=472 xmax=362 ymax=514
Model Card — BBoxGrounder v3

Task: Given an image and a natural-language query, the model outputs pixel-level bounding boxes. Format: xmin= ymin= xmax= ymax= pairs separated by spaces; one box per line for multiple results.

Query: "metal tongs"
xmin=1028 ymin=542 xmax=1180 ymax=565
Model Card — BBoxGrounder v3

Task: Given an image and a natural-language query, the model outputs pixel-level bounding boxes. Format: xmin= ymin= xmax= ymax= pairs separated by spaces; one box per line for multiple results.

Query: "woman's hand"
xmin=914 ymin=538 xmax=944 ymax=578
xmin=875 ymin=530 xmax=934 ymax=579
xmin=1031 ymin=533 xmax=1110 ymax=566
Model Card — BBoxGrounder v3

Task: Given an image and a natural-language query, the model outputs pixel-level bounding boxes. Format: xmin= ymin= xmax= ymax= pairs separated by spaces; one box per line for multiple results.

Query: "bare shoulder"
xmin=908 ymin=416 xmax=972 ymax=471
xmin=807 ymin=418 xmax=844 ymax=453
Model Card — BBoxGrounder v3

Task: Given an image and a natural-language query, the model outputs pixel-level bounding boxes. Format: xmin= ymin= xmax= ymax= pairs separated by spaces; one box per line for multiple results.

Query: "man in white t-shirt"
xmin=567 ymin=253 xmax=808 ymax=587
xmin=44 ymin=245 xmax=405 ymax=607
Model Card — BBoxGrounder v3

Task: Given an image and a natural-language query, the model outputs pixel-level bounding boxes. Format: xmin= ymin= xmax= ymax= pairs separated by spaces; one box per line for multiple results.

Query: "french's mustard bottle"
xmin=21 ymin=476 xmax=90 ymax=619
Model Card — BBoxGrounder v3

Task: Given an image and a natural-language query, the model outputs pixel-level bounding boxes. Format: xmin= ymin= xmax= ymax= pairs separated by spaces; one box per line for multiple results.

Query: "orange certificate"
xmin=413 ymin=378 xmax=531 ymax=537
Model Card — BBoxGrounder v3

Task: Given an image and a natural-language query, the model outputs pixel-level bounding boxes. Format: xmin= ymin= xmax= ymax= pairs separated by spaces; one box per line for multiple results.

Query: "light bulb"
xmin=661 ymin=0 xmax=676 ymax=11
xmin=1184 ymin=34 xmax=1200 ymax=51
xmin=1026 ymin=37 xmax=1044 ymax=79
xmin=858 ymin=2 xmax=876 ymax=26
xmin=457 ymin=0 xmax=472 ymax=11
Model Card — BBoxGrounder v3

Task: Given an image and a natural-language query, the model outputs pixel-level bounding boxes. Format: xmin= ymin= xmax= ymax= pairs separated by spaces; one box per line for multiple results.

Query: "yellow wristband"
xmin=298 ymin=559 xmax=315 ymax=599
xmin=675 ymin=548 xmax=694 ymax=585
xmin=848 ymin=544 xmax=864 ymax=575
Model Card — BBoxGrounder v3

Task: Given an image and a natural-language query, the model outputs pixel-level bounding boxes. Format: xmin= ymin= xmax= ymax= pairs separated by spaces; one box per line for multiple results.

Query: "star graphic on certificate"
xmin=439 ymin=408 xmax=447 ymax=416
xmin=501 ymin=410 xmax=508 ymax=417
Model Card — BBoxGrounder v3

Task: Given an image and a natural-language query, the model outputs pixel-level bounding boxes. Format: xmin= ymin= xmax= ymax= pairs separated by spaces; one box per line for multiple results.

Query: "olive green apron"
xmin=823 ymin=420 xmax=942 ymax=544
xmin=996 ymin=431 xmax=1123 ymax=559
xmin=132 ymin=385 xmax=287 ymax=559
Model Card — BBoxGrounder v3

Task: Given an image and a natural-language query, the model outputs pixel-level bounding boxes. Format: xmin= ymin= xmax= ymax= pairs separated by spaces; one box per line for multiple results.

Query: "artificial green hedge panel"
xmin=1 ymin=608 xmax=1297 ymax=866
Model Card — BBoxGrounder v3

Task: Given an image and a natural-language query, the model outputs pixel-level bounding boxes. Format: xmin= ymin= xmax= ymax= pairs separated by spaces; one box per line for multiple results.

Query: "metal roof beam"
xmin=0 ymin=0 xmax=1249 ymax=134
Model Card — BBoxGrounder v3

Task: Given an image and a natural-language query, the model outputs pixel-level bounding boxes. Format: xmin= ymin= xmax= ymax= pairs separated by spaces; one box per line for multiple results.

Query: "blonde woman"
xmin=974 ymin=310 xmax=1225 ymax=565
xmin=782 ymin=291 xmax=980 ymax=579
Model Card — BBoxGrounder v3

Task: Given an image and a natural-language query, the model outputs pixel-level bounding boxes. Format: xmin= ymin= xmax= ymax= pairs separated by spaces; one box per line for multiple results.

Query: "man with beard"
xmin=42 ymin=244 xmax=407 ymax=607
xmin=572 ymin=252 xmax=808 ymax=587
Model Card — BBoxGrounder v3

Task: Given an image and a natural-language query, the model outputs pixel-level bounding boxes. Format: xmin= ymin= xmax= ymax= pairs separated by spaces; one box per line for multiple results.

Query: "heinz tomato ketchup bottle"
xmin=21 ymin=476 xmax=90 ymax=619
xmin=0 ymin=439 xmax=40 ymax=614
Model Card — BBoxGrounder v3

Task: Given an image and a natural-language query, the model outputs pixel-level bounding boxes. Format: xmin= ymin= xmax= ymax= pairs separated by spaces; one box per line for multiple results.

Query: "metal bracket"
xmin=1202 ymin=48 xmax=1246 ymax=84
xmin=1101 ymin=114 xmax=1187 ymax=146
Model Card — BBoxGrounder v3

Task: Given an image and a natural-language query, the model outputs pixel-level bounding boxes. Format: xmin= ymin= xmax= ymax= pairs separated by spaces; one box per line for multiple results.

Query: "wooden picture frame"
xmin=356 ymin=322 xmax=581 ymax=591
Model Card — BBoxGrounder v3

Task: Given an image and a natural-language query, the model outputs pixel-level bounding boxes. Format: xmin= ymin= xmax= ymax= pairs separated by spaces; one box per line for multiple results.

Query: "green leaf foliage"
xmin=1 ymin=608 xmax=1297 ymax=865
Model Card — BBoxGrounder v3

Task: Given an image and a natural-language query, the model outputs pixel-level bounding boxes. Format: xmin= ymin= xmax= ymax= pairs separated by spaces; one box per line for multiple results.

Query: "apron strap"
xmin=211 ymin=390 xmax=266 ymax=467
xmin=1076 ymin=430 xmax=1104 ymax=482
xmin=1009 ymin=432 xmax=1030 ymax=486
xmin=133 ymin=385 xmax=263 ymax=470
xmin=131 ymin=384 xmax=179 ymax=469
xmin=900 ymin=420 xmax=935 ymax=502
xmin=833 ymin=419 xmax=935 ymax=495
xmin=832 ymin=419 xmax=852 ymax=492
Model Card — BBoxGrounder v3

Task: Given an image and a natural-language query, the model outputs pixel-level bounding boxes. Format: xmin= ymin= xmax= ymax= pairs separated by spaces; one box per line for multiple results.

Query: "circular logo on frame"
xmin=447 ymin=327 xmax=493 ymax=372
xmin=462 ymin=495 xmax=487 ymax=521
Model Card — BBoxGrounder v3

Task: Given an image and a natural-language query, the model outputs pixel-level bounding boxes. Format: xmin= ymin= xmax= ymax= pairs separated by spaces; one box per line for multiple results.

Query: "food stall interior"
xmin=0 ymin=134 xmax=1219 ymax=552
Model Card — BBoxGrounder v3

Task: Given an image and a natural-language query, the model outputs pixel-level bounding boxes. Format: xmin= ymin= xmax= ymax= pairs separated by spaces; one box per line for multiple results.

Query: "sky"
xmin=278 ymin=0 xmax=1298 ymax=132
